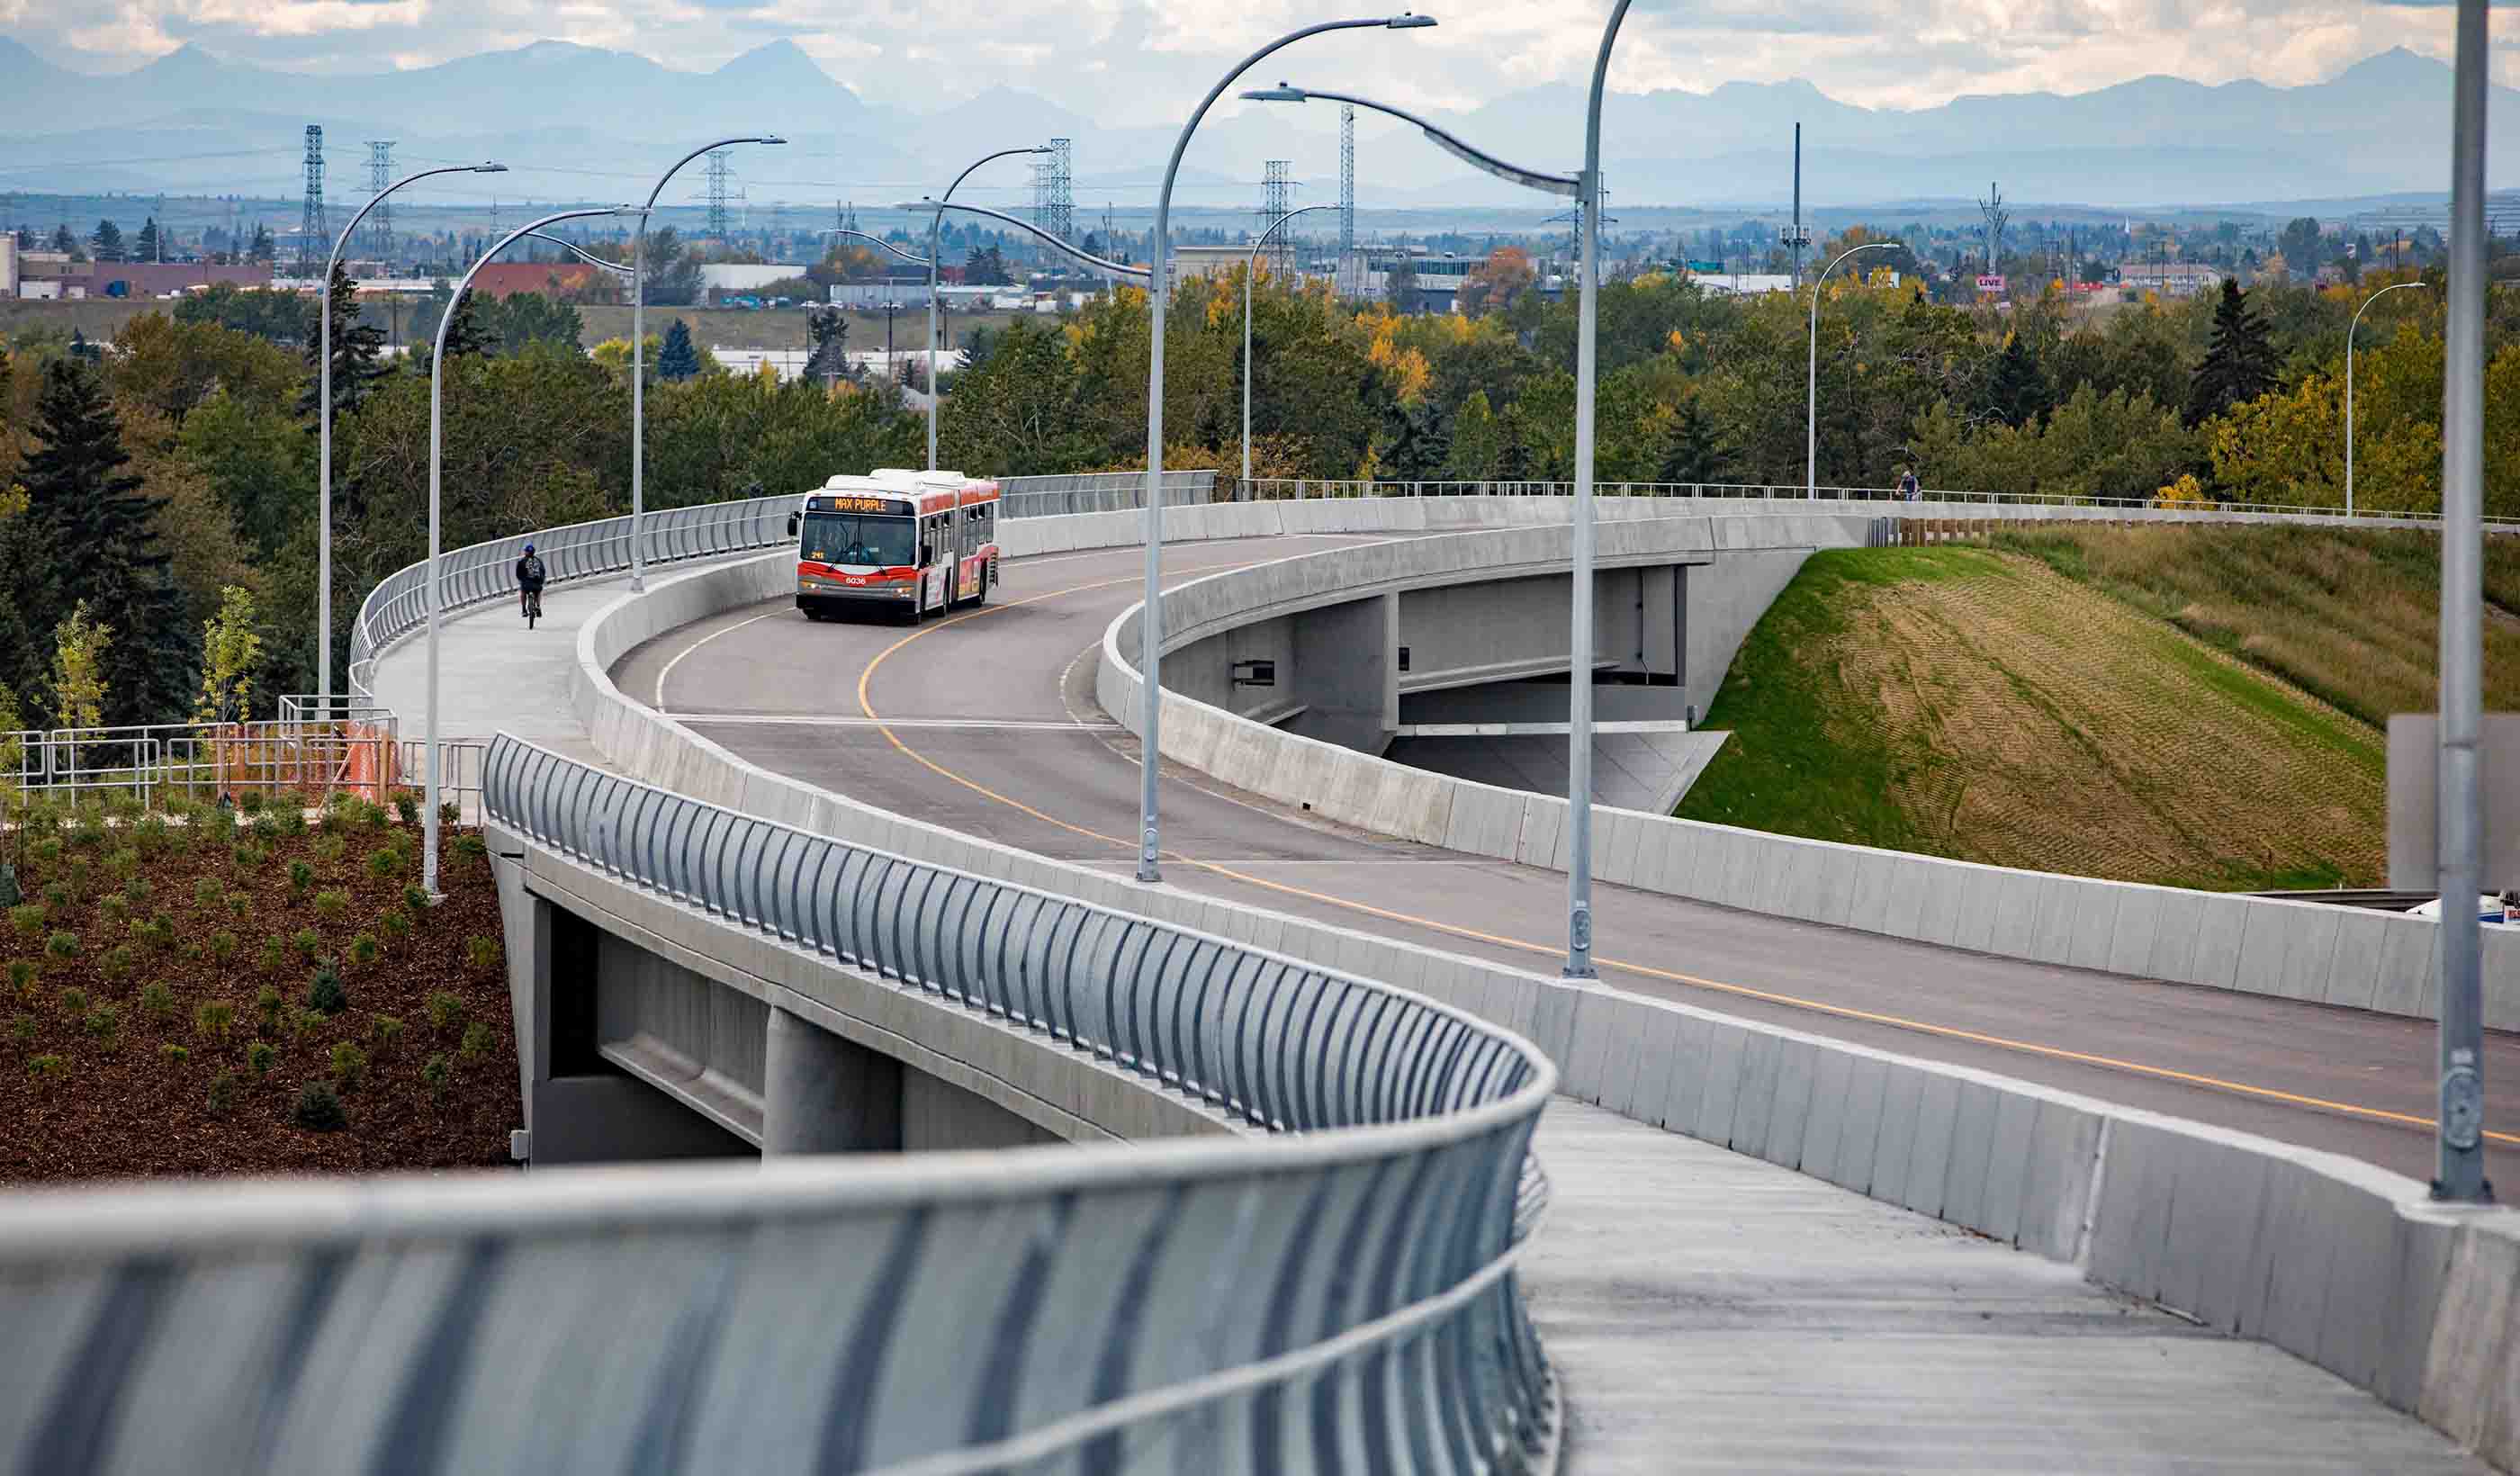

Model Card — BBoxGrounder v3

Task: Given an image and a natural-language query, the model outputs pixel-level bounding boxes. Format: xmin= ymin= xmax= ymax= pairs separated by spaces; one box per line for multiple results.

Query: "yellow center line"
xmin=848 ymin=555 xmax=2517 ymax=1151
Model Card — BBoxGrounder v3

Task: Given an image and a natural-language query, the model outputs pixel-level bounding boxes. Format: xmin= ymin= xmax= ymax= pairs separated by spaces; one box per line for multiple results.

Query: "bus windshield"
xmin=800 ymin=512 xmax=917 ymax=569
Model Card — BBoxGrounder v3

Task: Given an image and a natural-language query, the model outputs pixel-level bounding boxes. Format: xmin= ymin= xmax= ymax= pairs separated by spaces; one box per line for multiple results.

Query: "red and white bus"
xmin=788 ymin=470 xmax=1001 ymax=623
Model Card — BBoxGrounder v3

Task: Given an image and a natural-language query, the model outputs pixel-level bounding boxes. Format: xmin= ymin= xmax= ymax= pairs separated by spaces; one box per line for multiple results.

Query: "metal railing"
xmin=0 ymin=719 xmax=486 ymax=821
xmin=998 ymin=469 xmax=1218 ymax=519
xmin=1236 ymin=476 xmax=2520 ymax=530
xmin=0 ymin=734 xmax=1561 ymax=1474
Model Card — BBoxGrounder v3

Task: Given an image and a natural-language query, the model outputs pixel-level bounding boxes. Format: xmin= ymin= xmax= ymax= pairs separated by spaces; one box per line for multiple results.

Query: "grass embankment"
xmin=1676 ymin=526 xmax=2510 ymax=890
xmin=1 ymin=793 xmax=518 ymax=1183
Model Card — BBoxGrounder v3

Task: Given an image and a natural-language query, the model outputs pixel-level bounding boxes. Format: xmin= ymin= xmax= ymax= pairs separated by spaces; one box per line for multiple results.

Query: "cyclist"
xmin=515 ymin=542 xmax=547 ymax=621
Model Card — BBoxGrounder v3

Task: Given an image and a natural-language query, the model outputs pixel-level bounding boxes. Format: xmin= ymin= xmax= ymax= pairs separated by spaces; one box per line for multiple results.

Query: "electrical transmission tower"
xmin=1033 ymin=139 xmax=1073 ymax=244
xmin=363 ymin=140 xmax=396 ymax=265
xmin=1978 ymin=182 xmax=2008 ymax=274
xmin=299 ymin=124 xmax=328 ymax=275
xmin=1339 ymin=105 xmax=1356 ymax=297
xmin=705 ymin=148 xmax=734 ymax=242
xmin=1260 ymin=159 xmax=1292 ymax=279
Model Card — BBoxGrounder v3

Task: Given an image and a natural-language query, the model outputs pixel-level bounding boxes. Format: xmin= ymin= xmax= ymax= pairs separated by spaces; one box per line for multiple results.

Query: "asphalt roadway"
xmin=613 ymin=534 xmax=2520 ymax=1186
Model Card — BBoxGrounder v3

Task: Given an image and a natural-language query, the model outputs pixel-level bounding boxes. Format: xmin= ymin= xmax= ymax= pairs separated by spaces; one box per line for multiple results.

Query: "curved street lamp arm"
xmin=1249 ymin=203 xmax=1343 ymax=270
xmin=1813 ymin=238 xmax=1899 ymax=302
xmin=1251 ymin=86 xmax=1575 ymax=197
xmin=927 ymin=201 xmax=1150 ymax=279
xmin=522 ymin=230 xmax=633 ymax=275
xmin=328 ymin=163 xmax=505 ymax=274
xmin=825 ymin=228 xmax=933 ymax=268
xmin=644 ymin=135 xmax=784 ymax=213
xmin=2351 ymin=278 xmax=2430 ymax=335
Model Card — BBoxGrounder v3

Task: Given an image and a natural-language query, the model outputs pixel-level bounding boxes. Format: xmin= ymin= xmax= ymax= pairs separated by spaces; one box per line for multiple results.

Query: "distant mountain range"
xmin=0 ymin=37 xmax=2506 ymax=212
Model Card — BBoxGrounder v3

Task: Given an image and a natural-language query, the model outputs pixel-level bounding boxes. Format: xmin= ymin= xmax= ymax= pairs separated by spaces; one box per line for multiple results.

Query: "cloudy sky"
xmin=2 ymin=0 xmax=2491 ymax=119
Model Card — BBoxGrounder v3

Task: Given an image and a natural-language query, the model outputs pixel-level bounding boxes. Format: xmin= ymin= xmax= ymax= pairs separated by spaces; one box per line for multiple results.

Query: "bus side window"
xmin=920 ymin=518 xmax=935 ymax=566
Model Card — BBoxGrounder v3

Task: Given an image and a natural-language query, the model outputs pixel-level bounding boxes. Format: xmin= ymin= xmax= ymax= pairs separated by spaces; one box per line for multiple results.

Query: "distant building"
xmin=85 ymin=262 xmax=273 ymax=299
xmin=1688 ymin=271 xmax=1796 ymax=298
xmin=458 ymin=262 xmax=603 ymax=299
xmin=0 ymin=235 xmax=14 ymax=298
xmin=2123 ymin=260 xmax=2230 ymax=298
xmin=700 ymin=264 xmax=802 ymax=295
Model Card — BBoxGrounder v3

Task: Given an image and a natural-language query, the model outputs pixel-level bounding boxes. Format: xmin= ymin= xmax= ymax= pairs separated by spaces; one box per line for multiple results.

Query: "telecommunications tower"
xmin=1033 ymin=139 xmax=1074 ymax=243
xmin=1339 ymin=105 xmax=1356 ymax=296
xmin=299 ymin=124 xmax=328 ymax=275
xmin=705 ymin=148 xmax=734 ymax=241
xmin=363 ymin=140 xmax=396 ymax=264
xmin=1260 ymin=159 xmax=1292 ymax=279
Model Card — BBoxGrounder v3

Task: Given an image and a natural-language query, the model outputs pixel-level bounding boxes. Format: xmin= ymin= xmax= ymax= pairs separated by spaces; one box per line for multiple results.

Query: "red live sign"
xmin=1975 ymin=274 xmax=2006 ymax=291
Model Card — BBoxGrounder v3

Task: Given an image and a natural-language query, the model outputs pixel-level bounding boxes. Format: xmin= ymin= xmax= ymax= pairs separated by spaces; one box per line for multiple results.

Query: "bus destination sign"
xmin=811 ymin=494 xmax=910 ymax=516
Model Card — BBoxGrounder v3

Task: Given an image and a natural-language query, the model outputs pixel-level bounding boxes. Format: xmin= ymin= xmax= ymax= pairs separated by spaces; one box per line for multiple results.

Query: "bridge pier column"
xmin=763 ymin=1005 xmax=904 ymax=1155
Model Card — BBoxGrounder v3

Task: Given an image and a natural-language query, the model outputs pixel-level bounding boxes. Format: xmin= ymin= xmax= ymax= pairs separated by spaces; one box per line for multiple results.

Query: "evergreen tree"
xmin=804 ymin=308 xmax=851 ymax=384
xmin=1656 ymin=394 xmax=1732 ymax=484
xmin=14 ymin=226 xmax=32 ymax=251
xmin=92 ymin=219 xmax=125 ymax=264
xmin=301 ymin=259 xmax=391 ymax=419
xmin=1984 ymin=333 xmax=2052 ymax=428
xmin=2185 ymin=280 xmax=2280 ymax=427
xmin=134 ymin=217 xmax=160 ymax=263
xmin=248 ymin=223 xmax=274 ymax=263
xmin=18 ymin=361 xmax=194 ymax=725
xmin=657 ymin=318 xmax=703 ymax=382
xmin=1441 ymin=389 xmax=1504 ymax=481
xmin=1375 ymin=398 xmax=1450 ymax=481
xmin=50 ymin=222 xmax=74 ymax=255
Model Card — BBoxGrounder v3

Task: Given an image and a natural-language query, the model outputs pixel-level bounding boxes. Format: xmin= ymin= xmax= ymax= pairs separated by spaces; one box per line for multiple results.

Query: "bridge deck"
xmin=1529 ymin=1098 xmax=2480 ymax=1472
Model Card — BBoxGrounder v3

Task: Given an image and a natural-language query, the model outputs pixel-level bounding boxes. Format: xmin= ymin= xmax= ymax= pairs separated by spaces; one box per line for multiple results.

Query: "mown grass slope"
xmin=1676 ymin=526 xmax=2516 ymax=890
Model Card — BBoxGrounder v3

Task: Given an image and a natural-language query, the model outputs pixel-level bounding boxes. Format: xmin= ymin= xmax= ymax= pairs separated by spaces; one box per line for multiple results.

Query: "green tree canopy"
xmin=657 ymin=318 xmax=703 ymax=382
xmin=2187 ymin=280 xmax=2281 ymax=427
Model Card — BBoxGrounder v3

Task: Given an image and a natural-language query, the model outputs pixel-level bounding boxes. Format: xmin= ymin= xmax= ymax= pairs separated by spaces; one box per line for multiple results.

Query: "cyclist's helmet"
xmin=523 ymin=542 xmax=536 ymax=553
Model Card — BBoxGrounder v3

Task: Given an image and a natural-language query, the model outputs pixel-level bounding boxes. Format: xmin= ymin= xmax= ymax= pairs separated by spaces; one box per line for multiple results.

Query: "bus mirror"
xmin=787 ymin=512 xmax=800 ymax=536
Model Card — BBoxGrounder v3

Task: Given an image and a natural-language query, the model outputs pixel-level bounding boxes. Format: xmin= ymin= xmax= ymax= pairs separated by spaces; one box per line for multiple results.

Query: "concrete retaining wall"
xmin=567 ymin=503 xmax=2520 ymax=1472
xmin=1089 ymin=514 xmax=2520 ymax=1030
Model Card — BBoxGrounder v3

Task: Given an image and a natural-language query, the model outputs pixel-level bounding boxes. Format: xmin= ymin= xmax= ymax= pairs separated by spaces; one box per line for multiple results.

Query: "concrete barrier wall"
xmin=562 ymin=509 xmax=2520 ymax=1472
xmin=1088 ymin=515 xmax=2520 ymax=1030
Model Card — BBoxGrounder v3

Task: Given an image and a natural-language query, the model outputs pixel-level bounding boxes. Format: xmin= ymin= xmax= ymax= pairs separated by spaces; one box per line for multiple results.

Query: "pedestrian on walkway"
xmin=1897 ymin=468 xmax=1921 ymax=502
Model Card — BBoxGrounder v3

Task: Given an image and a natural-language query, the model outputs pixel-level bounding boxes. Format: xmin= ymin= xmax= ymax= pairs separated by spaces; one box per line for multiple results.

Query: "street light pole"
xmin=424 ymin=206 xmax=634 ymax=898
xmin=1807 ymin=240 xmax=1897 ymax=499
xmin=928 ymin=148 xmax=1051 ymax=470
xmin=521 ymin=230 xmax=634 ymax=278
xmin=632 ymin=136 xmax=784 ymax=594
xmin=2434 ymin=0 xmax=2494 ymax=1206
xmin=1137 ymin=14 xmax=1436 ymax=885
xmin=319 ymin=161 xmax=504 ymax=717
xmin=1245 ymin=204 xmax=1339 ymax=486
xmin=2346 ymin=280 xmax=2427 ymax=518
xmin=1558 ymin=0 xmax=1636 ymax=978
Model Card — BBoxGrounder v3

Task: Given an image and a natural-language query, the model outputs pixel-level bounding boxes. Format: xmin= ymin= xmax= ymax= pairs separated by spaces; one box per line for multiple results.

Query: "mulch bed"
xmin=0 ymin=800 xmax=519 ymax=1185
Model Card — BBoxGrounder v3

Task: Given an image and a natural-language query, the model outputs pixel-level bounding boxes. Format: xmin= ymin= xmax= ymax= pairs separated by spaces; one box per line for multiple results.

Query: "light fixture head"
xmin=1386 ymin=12 xmax=1436 ymax=27
xmin=1241 ymin=84 xmax=1309 ymax=103
xmin=759 ymin=135 xmax=789 ymax=145
xmin=473 ymin=162 xmax=509 ymax=174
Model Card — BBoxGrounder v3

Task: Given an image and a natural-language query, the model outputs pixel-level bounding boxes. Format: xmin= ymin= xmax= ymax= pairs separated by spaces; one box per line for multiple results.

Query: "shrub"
xmin=378 ymin=907 xmax=412 ymax=943
xmin=247 ymin=1040 xmax=276 ymax=1076
xmin=306 ymin=963 xmax=347 ymax=1016
xmin=453 ymin=833 xmax=488 ymax=864
xmin=41 ymin=881 xmax=70 ymax=909
xmin=286 ymin=1005 xmax=323 ymax=1040
xmin=8 ymin=959 xmax=34 ymax=998
xmin=459 ymin=1019 xmax=493 ymax=1062
xmin=328 ymin=1040 xmax=367 ymax=1091
xmin=312 ymin=834 xmax=346 ymax=864
xmin=25 ymin=1053 xmax=64 ymax=1089
xmin=312 ymin=889 xmax=349 ymax=922
xmin=226 ymin=890 xmax=252 ymax=919
xmin=206 ymin=1069 xmax=237 ymax=1117
xmin=287 ymin=860 xmax=314 ymax=896
xmin=346 ymin=932 xmax=381 ymax=969
xmin=192 ymin=877 xmax=222 ymax=910
xmin=291 ymin=1081 xmax=345 ymax=1131
xmin=254 ymin=983 xmax=283 ymax=1026
xmin=238 ymin=790 xmax=266 ymax=814
xmin=139 ymin=981 xmax=175 ymax=1022
xmin=121 ymin=875 xmax=150 ymax=904
xmin=57 ymin=986 xmax=88 ymax=1018
xmin=392 ymin=792 xmax=418 ymax=824
xmin=179 ymin=940 xmax=205 ymax=963
xmin=426 ymin=990 xmax=465 ymax=1033
xmin=270 ymin=805 xmax=306 ymax=838
xmin=8 ymin=1012 xmax=32 ymax=1044
xmin=159 ymin=1042 xmax=189 ymax=1066
xmin=140 ymin=914 xmax=175 ymax=953
xmin=230 ymin=842 xmax=265 ymax=869
xmin=438 ymin=801 xmax=460 ymax=824
xmin=465 ymin=935 xmax=501 ymax=974
xmin=104 ymin=848 xmax=139 ymax=879
xmin=7 ymin=903 xmax=41 ymax=936
xmin=45 ymin=931 xmax=77 ymax=960
xmin=420 ymin=1052 xmax=451 ymax=1100
xmin=209 ymin=930 xmax=238 ymax=962
xmin=401 ymin=883 xmax=430 ymax=915
xmin=32 ymin=838 xmax=62 ymax=866
xmin=85 ymin=1002 xmax=120 ymax=1043
xmin=194 ymin=998 xmax=235 ymax=1041
xmin=291 ymin=927 xmax=320 ymax=960
xmin=370 ymin=1014 xmax=404 ymax=1055
xmin=257 ymin=936 xmax=288 ymax=973
xmin=96 ymin=893 xmax=130 ymax=925
xmin=364 ymin=848 xmax=402 ymax=881
xmin=97 ymin=942 xmax=137 ymax=985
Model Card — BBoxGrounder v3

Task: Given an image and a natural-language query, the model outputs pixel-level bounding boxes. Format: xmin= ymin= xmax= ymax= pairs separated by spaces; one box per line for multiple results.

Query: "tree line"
xmin=1 ymin=254 xmax=2510 ymax=735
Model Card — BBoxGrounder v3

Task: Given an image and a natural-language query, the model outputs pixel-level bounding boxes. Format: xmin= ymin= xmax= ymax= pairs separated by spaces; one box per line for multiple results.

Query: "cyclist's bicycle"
xmin=521 ymin=586 xmax=544 ymax=629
